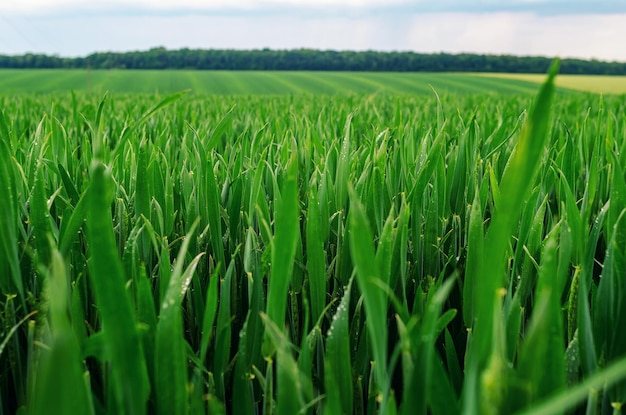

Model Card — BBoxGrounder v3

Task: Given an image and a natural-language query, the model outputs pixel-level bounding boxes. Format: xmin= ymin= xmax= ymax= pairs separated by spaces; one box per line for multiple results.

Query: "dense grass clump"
xmin=1 ymin=67 xmax=626 ymax=414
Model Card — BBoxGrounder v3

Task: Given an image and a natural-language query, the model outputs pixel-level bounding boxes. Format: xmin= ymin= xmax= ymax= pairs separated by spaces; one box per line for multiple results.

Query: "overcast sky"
xmin=1 ymin=0 xmax=625 ymax=61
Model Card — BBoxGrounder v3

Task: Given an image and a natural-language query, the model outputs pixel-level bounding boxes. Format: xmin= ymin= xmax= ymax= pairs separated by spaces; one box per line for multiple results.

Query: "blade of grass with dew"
xmin=325 ymin=277 xmax=354 ymax=415
xmin=263 ymin=152 xmax=300 ymax=357
xmin=86 ymin=161 xmax=149 ymax=415
xmin=155 ymin=219 xmax=203 ymax=415
xmin=464 ymin=60 xmax=559 ymax=414
xmin=348 ymin=186 xmax=390 ymax=411
xmin=594 ymin=150 xmax=626 ymax=405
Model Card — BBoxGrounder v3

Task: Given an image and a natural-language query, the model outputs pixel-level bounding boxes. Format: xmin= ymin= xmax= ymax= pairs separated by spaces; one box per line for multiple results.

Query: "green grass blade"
xmin=336 ymin=115 xmax=352 ymax=211
xmin=514 ymin=355 xmax=626 ymax=415
xmin=402 ymin=276 xmax=457 ymax=415
xmin=0 ymin=137 xmax=23 ymax=300
xmin=155 ymin=218 xmax=203 ymax=415
xmin=57 ymin=162 xmax=80 ymax=206
xmin=200 ymin=265 xmax=220 ymax=361
xmin=135 ymin=264 xmax=157 ymax=387
xmin=463 ymin=189 xmax=483 ymax=328
xmin=90 ymin=92 xmax=108 ymax=160
xmin=263 ymin=153 xmax=300 ymax=357
xmin=348 ymin=186 xmax=390 ymax=410
xmin=261 ymin=313 xmax=311 ymax=415
xmin=513 ymin=229 xmax=565 ymax=411
xmin=58 ymin=188 xmax=88 ymax=256
xmin=429 ymin=352 xmax=460 ymax=415
xmin=467 ymin=60 xmax=559 ymax=402
xmin=30 ymin=245 xmax=93 ymax=415
xmin=0 ymin=107 xmax=10 ymax=141
xmin=306 ymin=183 xmax=326 ymax=324
xmin=30 ymin=163 xmax=53 ymax=268
xmin=135 ymin=142 xmax=152 ymax=262
xmin=214 ymin=260 xmax=234 ymax=401
xmin=86 ymin=161 xmax=149 ymax=415
xmin=325 ymin=277 xmax=354 ymax=415
xmin=204 ymin=156 xmax=226 ymax=273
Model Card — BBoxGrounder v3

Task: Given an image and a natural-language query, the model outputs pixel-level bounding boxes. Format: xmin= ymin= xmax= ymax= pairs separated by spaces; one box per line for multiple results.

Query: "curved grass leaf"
xmin=263 ymin=153 xmax=299 ymax=357
xmin=86 ymin=161 xmax=149 ymax=415
xmin=466 ymin=61 xmax=559 ymax=410
xmin=31 ymin=163 xmax=53 ymax=267
xmin=0 ymin=137 xmax=23 ymax=300
xmin=30 ymin=245 xmax=93 ymax=415
xmin=261 ymin=313 xmax=311 ymax=415
xmin=514 ymin=355 xmax=626 ymax=415
xmin=306 ymin=183 xmax=326 ymax=324
xmin=325 ymin=277 xmax=354 ymax=415
xmin=348 ymin=186 xmax=390 ymax=410
xmin=514 ymin=229 xmax=565 ymax=411
xmin=155 ymin=219 xmax=203 ymax=415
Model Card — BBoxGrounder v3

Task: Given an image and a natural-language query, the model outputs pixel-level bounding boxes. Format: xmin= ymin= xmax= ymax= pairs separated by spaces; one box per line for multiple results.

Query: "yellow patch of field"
xmin=477 ymin=73 xmax=626 ymax=94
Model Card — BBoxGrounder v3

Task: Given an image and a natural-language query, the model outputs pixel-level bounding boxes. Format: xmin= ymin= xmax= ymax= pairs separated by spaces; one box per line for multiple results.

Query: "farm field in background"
xmin=0 ymin=69 xmax=547 ymax=95
xmin=2 ymin=64 xmax=626 ymax=414
xmin=3 ymin=68 xmax=624 ymax=96
xmin=480 ymin=72 xmax=626 ymax=94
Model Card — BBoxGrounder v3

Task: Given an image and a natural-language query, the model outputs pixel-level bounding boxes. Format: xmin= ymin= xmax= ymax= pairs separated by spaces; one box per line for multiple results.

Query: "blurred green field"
xmin=480 ymin=73 xmax=626 ymax=94
xmin=0 ymin=69 xmax=544 ymax=95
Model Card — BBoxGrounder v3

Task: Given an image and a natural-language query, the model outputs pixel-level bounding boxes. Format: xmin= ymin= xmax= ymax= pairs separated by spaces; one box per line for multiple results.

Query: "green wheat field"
xmin=0 ymin=69 xmax=550 ymax=95
xmin=1 ymin=63 xmax=626 ymax=414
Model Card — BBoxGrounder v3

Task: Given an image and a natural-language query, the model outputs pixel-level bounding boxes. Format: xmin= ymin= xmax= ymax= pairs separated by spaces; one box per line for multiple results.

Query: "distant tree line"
xmin=1 ymin=47 xmax=626 ymax=74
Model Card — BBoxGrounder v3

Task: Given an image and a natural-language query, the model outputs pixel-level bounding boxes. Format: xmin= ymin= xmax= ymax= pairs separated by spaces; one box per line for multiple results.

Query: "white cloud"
xmin=405 ymin=13 xmax=626 ymax=61
xmin=1 ymin=10 xmax=625 ymax=62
